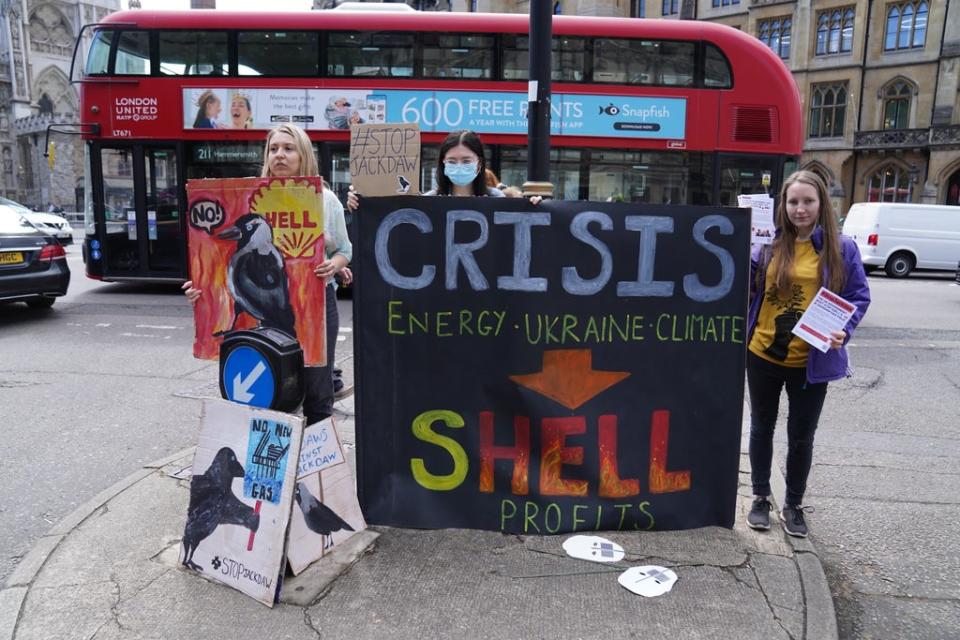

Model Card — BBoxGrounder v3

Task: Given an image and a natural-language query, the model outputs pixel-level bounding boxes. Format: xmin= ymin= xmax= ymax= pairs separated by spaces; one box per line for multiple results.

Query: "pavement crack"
xmin=303 ymin=608 xmax=323 ymax=639
xmin=118 ymin=567 xmax=173 ymax=605
xmin=745 ymin=553 xmax=798 ymax=640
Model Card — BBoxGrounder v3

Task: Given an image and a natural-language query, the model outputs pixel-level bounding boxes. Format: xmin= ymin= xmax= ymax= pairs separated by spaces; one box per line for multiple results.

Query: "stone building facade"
xmin=1 ymin=0 xmax=119 ymax=209
xmin=693 ymin=0 xmax=960 ymax=211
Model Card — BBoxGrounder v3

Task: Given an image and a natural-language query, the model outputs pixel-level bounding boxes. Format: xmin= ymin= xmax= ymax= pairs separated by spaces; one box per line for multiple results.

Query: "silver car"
xmin=0 ymin=197 xmax=74 ymax=245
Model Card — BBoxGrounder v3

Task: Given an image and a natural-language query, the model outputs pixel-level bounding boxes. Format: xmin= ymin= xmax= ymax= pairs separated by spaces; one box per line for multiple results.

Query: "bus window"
xmin=499 ymin=147 xmax=583 ymax=200
xmin=718 ymin=156 xmax=778 ymax=205
xmin=593 ymin=39 xmax=694 ymax=86
xmin=238 ymin=31 xmax=319 ymax=76
xmin=114 ymin=30 xmax=151 ymax=76
xmin=422 ymin=34 xmax=494 ymax=80
xmin=420 ymin=145 xmax=440 ymax=194
xmin=502 ymin=35 xmax=586 ymax=82
xmin=158 ymin=31 xmax=229 ymax=76
xmin=704 ymin=43 xmax=732 ymax=89
xmin=588 ymin=149 xmax=708 ymax=205
xmin=85 ymin=30 xmax=114 ymax=76
xmin=327 ymin=32 xmax=414 ymax=78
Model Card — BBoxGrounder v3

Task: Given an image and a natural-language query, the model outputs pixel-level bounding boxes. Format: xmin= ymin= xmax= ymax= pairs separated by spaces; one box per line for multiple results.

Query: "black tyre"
xmin=884 ymin=252 xmax=915 ymax=278
xmin=863 ymin=265 xmax=879 ymax=274
xmin=26 ymin=297 xmax=55 ymax=309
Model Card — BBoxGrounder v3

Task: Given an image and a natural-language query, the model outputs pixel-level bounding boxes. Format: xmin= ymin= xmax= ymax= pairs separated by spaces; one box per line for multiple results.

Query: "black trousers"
xmin=746 ymin=351 xmax=829 ymax=506
xmin=302 ymin=282 xmax=339 ymax=425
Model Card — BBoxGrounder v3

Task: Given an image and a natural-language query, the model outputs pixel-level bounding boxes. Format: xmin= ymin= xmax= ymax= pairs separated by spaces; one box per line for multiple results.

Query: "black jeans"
xmin=302 ymin=282 xmax=339 ymax=425
xmin=747 ymin=351 xmax=828 ymax=506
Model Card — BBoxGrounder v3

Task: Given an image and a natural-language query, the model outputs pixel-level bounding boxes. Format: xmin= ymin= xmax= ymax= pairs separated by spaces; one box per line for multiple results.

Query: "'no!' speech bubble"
xmin=189 ymin=199 xmax=226 ymax=235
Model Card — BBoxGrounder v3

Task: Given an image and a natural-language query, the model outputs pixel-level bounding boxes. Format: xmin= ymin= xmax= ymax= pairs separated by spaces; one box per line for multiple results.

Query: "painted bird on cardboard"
xmin=295 ymin=482 xmax=354 ymax=551
xmin=216 ymin=213 xmax=297 ymax=339
xmin=181 ymin=447 xmax=260 ymax=572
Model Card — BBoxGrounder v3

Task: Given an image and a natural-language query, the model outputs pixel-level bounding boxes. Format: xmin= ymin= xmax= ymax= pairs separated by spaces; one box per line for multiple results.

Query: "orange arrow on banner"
xmin=510 ymin=349 xmax=630 ymax=410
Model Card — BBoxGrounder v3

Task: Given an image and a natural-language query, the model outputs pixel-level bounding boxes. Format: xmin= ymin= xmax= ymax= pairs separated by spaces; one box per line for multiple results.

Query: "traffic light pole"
xmin=523 ymin=0 xmax=554 ymax=199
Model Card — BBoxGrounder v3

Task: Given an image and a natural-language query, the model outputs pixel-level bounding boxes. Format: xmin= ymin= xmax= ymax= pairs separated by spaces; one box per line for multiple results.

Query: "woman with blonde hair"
xmin=745 ymin=170 xmax=870 ymax=537
xmin=184 ymin=123 xmax=352 ymax=424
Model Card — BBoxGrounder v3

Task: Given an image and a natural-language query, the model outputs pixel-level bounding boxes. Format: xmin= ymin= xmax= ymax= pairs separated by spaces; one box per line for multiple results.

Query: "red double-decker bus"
xmin=71 ymin=5 xmax=800 ymax=281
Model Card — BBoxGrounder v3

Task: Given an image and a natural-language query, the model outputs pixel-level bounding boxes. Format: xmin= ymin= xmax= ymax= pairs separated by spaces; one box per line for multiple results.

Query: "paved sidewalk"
xmin=2 ymin=394 xmax=837 ymax=640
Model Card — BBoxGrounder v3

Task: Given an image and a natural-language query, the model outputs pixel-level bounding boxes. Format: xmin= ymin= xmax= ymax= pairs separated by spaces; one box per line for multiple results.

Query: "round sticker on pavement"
xmin=562 ymin=535 xmax=625 ymax=563
xmin=617 ymin=565 xmax=678 ymax=597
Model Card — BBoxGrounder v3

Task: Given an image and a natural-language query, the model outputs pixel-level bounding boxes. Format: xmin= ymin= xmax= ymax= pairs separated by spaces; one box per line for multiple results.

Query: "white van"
xmin=841 ymin=202 xmax=960 ymax=277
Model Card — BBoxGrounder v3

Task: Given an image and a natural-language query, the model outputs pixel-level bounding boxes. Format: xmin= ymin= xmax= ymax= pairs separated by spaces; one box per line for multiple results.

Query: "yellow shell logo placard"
xmin=249 ymin=180 xmax=324 ymax=259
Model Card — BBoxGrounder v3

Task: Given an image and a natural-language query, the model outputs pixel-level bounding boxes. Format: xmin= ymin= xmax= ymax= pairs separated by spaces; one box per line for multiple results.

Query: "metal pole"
xmin=523 ymin=0 xmax=554 ymax=198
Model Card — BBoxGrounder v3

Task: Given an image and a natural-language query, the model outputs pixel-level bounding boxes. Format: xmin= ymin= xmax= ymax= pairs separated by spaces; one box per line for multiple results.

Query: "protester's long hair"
xmin=261 ymin=123 xmax=320 ymax=178
xmin=434 ymin=129 xmax=488 ymax=196
xmin=766 ymin=170 xmax=845 ymax=295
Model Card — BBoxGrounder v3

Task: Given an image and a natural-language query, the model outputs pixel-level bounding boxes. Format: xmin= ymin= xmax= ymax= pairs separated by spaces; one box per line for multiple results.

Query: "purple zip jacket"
xmin=747 ymin=227 xmax=871 ymax=383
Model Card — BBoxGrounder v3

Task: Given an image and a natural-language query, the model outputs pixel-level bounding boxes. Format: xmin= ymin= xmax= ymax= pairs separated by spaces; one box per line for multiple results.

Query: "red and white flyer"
xmin=791 ymin=287 xmax=857 ymax=353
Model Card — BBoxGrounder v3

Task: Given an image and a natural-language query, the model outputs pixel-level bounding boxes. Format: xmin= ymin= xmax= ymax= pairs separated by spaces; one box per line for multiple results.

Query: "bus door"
xmin=94 ymin=144 xmax=185 ymax=280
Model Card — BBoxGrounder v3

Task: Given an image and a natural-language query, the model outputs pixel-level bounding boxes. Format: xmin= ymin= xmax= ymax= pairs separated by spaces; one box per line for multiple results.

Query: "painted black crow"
xmin=181 ymin=447 xmax=259 ymax=572
xmin=295 ymin=482 xmax=355 ymax=551
xmin=216 ymin=213 xmax=297 ymax=339
xmin=396 ymin=175 xmax=411 ymax=194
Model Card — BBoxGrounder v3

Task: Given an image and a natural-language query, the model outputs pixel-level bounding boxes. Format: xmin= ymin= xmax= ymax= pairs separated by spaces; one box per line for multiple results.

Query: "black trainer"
xmin=780 ymin=505 xmax=813 ymax=538
xmin=747 ymin=497 xmax=773 ymax=530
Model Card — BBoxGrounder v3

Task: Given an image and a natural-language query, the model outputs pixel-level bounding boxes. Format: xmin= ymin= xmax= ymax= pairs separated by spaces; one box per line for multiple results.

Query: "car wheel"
xmin=884 ymin=252 xmax=915 ymax=278
xmin=26 ymin=297 xmax=55 ymax=309
xmin=863 ymin=265 xmax=878 ymax=274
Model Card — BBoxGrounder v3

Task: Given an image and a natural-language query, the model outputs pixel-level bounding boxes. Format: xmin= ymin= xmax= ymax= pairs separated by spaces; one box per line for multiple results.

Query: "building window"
xmin=809 ymin=84 xmax=846 ymax=138
xmin=867 ymin=164 xmax=913 ymax=202
xmin=712 ymin=0 xmax=740 ymax=5
xmin=662 ymin=0 xmax=678 ymax=16
xmin=883 ymin=81 xmax=912 ymax=129
xmin=884 ymin=2 xmax=928 ymax=51
xmin=631 ymin=0 xmax=645 ymax=18
xmin=757 ymin=17 xmax=791 ymax=59
xmin=816 ymin=7 xmax=855 ymax=55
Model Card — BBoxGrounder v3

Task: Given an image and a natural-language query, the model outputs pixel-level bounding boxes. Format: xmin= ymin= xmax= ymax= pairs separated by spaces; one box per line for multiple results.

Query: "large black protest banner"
xmin=354 ymin=197 xmax=749 ymax=534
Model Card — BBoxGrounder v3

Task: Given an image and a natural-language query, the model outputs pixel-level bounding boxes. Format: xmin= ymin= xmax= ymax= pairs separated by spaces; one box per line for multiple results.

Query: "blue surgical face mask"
xmin=444 ymin=161 xmax=479 ymax=187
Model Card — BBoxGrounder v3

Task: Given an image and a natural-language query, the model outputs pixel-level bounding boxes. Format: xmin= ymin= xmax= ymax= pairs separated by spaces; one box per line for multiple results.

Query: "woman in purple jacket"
xmin=746 ymin=170 xmax=870 ymax=538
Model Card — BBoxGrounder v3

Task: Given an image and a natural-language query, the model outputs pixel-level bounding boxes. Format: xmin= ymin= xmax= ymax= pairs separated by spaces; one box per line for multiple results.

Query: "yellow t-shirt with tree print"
xmin=748 ymin=239 xmax=821 ymax=367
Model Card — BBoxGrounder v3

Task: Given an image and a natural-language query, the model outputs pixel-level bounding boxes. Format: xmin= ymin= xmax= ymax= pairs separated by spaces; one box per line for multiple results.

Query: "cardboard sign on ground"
xmin=287 ymin=418 xmax=367 ymax=575
xmin=180 ymin=399 xmax=304 ymax=606
xmin=186 ymin=177 xmax=327 ymax=365
xmin=349 ymin=123 xmax=420 ymax=197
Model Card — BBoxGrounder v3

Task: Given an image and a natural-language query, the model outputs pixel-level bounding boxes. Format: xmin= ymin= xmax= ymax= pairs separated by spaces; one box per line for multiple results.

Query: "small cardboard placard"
xmin=349 ymin=123 xmax=420 ymax=197
xmin=180 ymin=399 xmax=304 ymax=607
xmin=287 ymin=418 xmax=367 ymax=575
xmin=186 ymin=177 xmax=327 ymax=366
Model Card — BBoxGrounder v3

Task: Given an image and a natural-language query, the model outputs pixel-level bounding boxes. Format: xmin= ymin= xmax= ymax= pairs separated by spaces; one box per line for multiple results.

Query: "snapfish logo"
xmin=599 ymin=103 xmax=620 ymax=116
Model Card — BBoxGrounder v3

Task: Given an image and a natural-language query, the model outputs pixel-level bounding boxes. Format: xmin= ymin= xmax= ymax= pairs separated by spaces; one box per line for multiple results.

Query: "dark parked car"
xmin=0 ymin=205 xmax=70 ymax=308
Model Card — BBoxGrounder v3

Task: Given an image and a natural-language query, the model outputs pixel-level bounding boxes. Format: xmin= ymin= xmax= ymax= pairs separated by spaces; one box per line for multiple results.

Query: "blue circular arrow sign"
xmin=221 ymin=345 xmax=276 ymax=408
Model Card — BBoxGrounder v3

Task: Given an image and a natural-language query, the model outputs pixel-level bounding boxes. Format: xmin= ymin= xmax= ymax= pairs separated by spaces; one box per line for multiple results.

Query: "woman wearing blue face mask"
xmin=424 ymin=129 xmax=504 ymax=197
xmin=347 ymin=129 xmax=542 ymax=210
